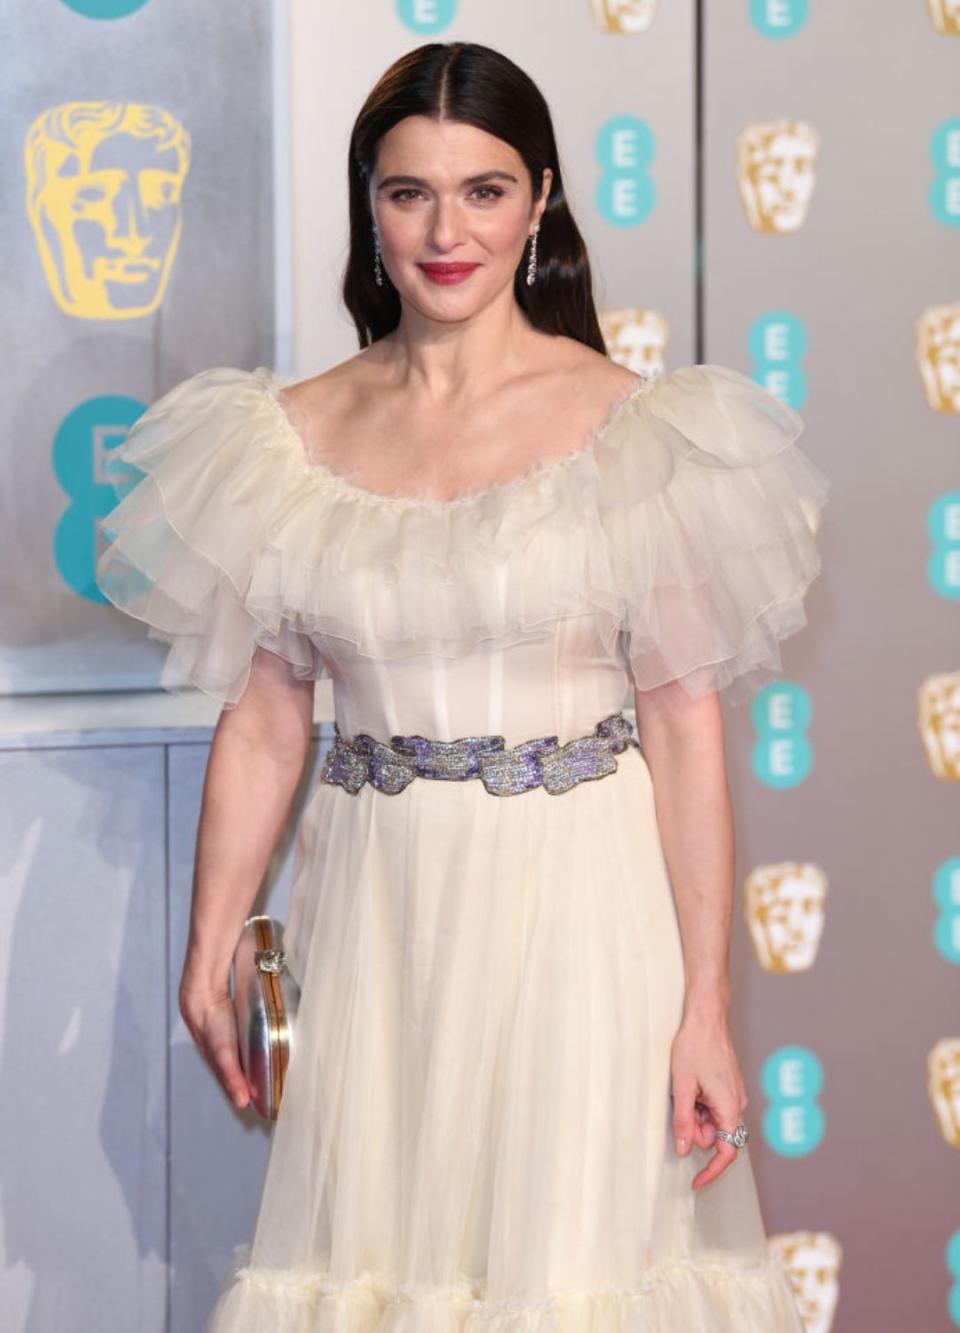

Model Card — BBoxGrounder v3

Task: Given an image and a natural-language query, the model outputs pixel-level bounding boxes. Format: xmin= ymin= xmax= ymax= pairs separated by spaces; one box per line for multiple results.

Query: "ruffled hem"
xmin=205 ymin=1247 xmax=803 ymax=1332
xmin=95 ymin=362 xmax=830 ymax=708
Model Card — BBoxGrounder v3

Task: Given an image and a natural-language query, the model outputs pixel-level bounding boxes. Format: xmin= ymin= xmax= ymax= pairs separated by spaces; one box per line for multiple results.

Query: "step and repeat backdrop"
xmin=2 ymin=1 xmax=958 ymax=1331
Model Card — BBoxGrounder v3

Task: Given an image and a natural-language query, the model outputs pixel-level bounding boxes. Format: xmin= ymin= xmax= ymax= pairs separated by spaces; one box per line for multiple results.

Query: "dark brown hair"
xmin=342 ymin=42 xmax=606 ymax=353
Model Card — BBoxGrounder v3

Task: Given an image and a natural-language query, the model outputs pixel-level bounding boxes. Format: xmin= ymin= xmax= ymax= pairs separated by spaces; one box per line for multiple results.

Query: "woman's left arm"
xmin=633 ymin=679 xmax=749 ymax=1192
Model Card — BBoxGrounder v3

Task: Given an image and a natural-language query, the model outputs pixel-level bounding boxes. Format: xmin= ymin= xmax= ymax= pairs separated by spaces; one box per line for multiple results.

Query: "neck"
xmin=376 ymin=287 xmax=546 ymax=405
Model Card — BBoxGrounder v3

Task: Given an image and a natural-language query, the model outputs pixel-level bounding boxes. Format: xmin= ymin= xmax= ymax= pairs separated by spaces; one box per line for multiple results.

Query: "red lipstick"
xmin=417 ymin=262 xmax=481 ymax=285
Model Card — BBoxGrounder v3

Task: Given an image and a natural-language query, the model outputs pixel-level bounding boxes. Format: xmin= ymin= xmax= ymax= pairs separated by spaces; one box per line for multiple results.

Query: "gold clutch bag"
xmin=230 ymin=915 xmax=301 ymax=1120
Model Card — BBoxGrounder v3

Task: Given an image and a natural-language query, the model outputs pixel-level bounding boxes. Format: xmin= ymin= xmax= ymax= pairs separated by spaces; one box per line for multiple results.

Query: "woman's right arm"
xmin=178 ymin=644 xmax=316 ymax=1110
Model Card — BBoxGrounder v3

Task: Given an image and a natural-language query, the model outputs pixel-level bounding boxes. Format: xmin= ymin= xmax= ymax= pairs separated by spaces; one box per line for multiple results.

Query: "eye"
xmin=387 ymin=185 xmax=505 ymax=203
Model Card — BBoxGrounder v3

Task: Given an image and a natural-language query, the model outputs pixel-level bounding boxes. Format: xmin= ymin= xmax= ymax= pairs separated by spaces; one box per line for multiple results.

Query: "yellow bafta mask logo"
xmin=745 ymin=862 xmax=827 ymax=973
xmin=737 ymin=120 xmax=820 ymax=234
xmin=769 ymin=1231 xmax=843 ymax=1333
xmin=927 ymin=0 xmax=960 ymax=33
xmin=915 ymin=304 xmax=960 ymax=413
xmin=586 ymin=0 xmax=659 ymax=33
xmin=918 ymin=671 xmax=960 ymax=780
xmin=927 ymin=1038 xmax=960 ymax=1146
xmin=25 ymin=102 xmax=191 ymax=320
xmin=599 ymin=307 xmax=668 ymax=379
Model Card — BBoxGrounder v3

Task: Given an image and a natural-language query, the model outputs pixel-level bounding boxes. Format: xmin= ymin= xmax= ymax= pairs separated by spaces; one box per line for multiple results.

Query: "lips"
xmin=417 ymin=261 xmax=481 ymax=286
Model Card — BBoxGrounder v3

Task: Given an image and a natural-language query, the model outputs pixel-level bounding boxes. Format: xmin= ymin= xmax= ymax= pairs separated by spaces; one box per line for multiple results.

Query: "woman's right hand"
xmin=179 ymin=980 xmax=250 ymax=1112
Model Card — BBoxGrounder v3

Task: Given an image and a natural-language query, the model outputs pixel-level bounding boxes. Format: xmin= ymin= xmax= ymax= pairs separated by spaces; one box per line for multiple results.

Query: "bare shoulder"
xmin=543 ymin=337 xmax=645 ymax=409
xmin=277 ymin=348 xmax=375 ymax=415
xmin=273 ymin=348 xmax=388 ymax=447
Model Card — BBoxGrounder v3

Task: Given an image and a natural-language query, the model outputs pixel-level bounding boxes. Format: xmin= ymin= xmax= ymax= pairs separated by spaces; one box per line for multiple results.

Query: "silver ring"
xmin=715 ymin=1123 xmax=749 ymax=1149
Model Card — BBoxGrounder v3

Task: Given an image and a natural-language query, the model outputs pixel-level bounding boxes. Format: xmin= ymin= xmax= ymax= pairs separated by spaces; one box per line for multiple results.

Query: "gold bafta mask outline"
xmin=737 ymin=120 xmax=820 ymax=234
xmin=926 ymin=0 xmax=960 ymax=33
xmin=918 ymin=671 xmax=960 ymax=780
xmin=599 ymin=307 xmax=668 ymax=379
xmin=927 ymin=1038 xmax=960 ymax=1145
xmin=915 ymin=304 xmax=960 ymax=413
xmin=25 ymin=102 xmax=191 ymax=320
xmin=586 ymin=0 xmax=659 ymax=34
xmin=769 ymin=1231 xmax=843 ymax=1333
xmin=745 ymin=862 xmax=827 ymax=973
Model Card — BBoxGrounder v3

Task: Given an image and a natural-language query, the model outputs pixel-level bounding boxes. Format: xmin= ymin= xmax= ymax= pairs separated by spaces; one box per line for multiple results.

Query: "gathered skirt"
xmin=204 ymin=741 xmax=802 ymax=1332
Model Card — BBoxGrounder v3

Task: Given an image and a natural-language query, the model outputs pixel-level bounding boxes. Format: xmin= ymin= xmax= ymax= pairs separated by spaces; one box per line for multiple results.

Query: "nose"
xmin=426 ymin=197 xmax=467 ymax=254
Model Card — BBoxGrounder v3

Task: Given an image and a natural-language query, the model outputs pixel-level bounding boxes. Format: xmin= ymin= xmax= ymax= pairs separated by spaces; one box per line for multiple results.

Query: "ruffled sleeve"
xmin=95 ymin=367 xmax=326 ymax=708
xmin=94 ymin=360 xmax=829 ymax=712
xmin=597 ymin=363 xmax=830 ymax=706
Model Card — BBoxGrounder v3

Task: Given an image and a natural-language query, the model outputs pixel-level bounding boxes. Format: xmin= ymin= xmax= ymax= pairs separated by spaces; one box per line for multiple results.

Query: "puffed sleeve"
xmin=597 ymin=364 xmax=831 ymax=705
xmin=94 ymin=366 xmax=326 ymax=708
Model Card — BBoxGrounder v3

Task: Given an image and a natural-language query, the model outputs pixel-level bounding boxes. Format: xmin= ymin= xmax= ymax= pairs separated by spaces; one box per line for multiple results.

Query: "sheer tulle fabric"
xmin=92 ymin=362 xmax=822 ymax=1330
xmin=95 ymin=363 xmax=829 ymax=709
xmin=204 ymin=745 xmax=803 ymax=1332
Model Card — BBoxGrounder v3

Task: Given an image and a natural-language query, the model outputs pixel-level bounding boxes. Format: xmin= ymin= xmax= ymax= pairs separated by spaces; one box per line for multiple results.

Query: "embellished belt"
xmin=318 ymin=711 xmax=640 ymax=798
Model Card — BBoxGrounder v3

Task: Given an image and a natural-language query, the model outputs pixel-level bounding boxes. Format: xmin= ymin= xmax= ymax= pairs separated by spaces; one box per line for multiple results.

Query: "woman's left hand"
xmin=669 ymin=1008 xmax=750 ymax=1191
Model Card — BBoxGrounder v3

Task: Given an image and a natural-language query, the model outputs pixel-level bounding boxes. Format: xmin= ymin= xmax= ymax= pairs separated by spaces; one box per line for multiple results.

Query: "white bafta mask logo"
xmin=599 ymin=307 xmax=668 ymax=379
xmin=916 ymin=304 xmax=960 ymax=413
xmin=586 ymin=0 xmax=659 ymax=33
xmin=745 ymin=863 xmax=827 ymax=973
xmin=927 ymin=1038 xmax=960 ymax=1146
xmin=917 ymin=672 xmax=960 ymax=780
xmin=926 ymin=0 xmax=960 ymax=33
xmin=769 ymin=1232 xmax=843 ymax=1333
xmin=737 ymin=120 xmax=820 ymax=234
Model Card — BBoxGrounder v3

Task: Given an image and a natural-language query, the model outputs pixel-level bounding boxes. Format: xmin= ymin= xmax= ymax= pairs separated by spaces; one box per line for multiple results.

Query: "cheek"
xmin=379 ymin=214 xmax=425 ymax=256
xmin=479 ymin=211 xmax=529 ymax=256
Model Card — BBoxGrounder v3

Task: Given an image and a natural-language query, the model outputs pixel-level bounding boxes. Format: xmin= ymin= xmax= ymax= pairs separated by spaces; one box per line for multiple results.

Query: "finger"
xmin=671 ymin=1080 xmax=698 ymax=1155
xmin=692 ymin=1101 xmax=716 ymax=1149
xmin=692 ymin=1138 xmax=738 ymax=1190
xmin=694 ymin=1117 xmax=716 ymax=1149
xmin=203 ymin=1002 xmax=250 ymax=1109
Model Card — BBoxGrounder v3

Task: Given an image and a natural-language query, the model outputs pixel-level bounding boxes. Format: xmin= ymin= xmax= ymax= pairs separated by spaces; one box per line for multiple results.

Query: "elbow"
xmin=632 ymin=678 xmax=725 ymax=760
xmin=215 ymin=646 xmax=316 ymax=770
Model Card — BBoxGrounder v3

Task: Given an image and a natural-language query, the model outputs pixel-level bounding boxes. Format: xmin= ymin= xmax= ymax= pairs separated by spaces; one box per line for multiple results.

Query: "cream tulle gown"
xmin=95 ymin=361 xmax=830 ymax=1332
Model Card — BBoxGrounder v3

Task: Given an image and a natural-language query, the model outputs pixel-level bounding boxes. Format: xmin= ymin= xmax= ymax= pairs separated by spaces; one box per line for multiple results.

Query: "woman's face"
xmin=369 ymin=115 xmax=552 ymax=321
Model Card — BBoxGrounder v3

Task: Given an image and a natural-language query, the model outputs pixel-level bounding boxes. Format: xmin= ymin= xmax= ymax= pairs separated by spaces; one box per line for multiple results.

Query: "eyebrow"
xmin=375 ymin=170 xmax=519 ymax=191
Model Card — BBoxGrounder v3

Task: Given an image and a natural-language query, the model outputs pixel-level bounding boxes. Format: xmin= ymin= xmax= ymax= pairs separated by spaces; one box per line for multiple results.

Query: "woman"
xmin=96 ymin=40 xmax=829 ymax=1332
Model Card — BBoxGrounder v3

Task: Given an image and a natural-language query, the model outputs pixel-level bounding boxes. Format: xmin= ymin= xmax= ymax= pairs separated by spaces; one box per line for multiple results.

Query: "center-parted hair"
xmin=342 ymin=41 xmax=606 ymax=353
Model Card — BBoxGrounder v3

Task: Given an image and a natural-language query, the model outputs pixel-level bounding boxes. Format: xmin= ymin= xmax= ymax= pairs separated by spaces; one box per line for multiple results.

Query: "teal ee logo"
xmin=947 ymin=1229 xmax=960 ymax=1327
xmin=396 ymin=0 xmax=456 ymax=34
xmin=595 ymin=117 xmax=655 ymax=226
xmin=761 ymin=1045 xmax=825 ymax=1156
xmin=749 ymin=0 xmax=809 ymax=38
xmin=59 ymin=0 xmax=150 ymax=16
xmin=748 ymin=312 xmax=808 ymax=410
xmin=927 ymin=492 xmax=960 ymax=599
xmin=54 ymin=394 xmax=146 ymax=603
xmin=929 ymin=119 xmax=960 ymax=227
xmin=933 ymin=857 xmax=960 ymax=964
xmin=751 ymin=682 xmax=813 ymax=787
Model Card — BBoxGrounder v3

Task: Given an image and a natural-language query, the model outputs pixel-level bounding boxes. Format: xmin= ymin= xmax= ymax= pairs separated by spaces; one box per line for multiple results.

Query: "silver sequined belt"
xmin=318 ymin=711 xmax=640 ymax=798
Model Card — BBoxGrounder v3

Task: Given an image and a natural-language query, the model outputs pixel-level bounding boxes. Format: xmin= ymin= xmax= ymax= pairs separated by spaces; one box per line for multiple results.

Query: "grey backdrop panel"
xmin=2 ymin=0 xmax=275 ymax=696
xmin=705 ymin=4 xmax=959 ymax=1331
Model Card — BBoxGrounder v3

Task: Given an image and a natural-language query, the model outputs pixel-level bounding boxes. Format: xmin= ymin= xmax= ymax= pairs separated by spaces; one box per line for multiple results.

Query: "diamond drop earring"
xmin=372 ymin=224 xmax=384 ymax=288
xmin=526 ymin=225 xmax=539 ymax=287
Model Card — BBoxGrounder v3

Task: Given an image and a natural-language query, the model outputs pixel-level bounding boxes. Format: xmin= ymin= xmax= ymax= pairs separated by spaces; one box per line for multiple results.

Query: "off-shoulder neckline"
xmin=255 ymin=365 xmax=654 ymax=512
